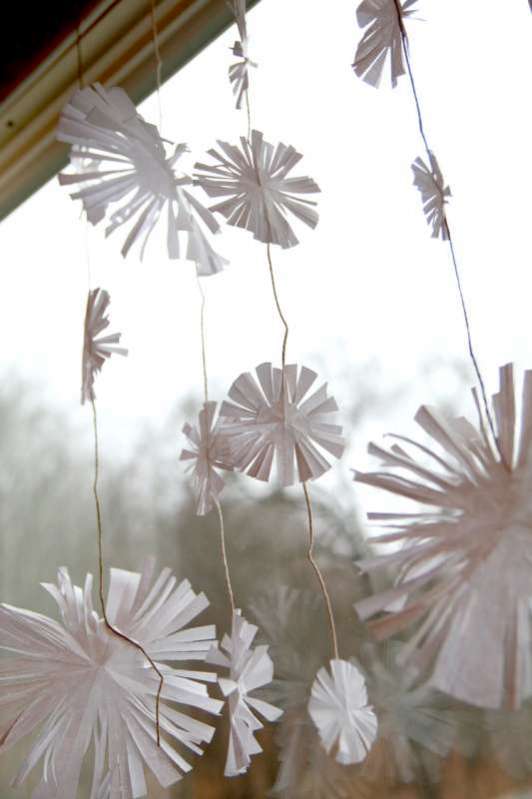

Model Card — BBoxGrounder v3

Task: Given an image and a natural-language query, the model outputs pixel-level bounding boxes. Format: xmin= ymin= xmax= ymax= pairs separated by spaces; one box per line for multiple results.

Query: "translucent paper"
xmin=412 ymin=151 xmax=451 ymax=240
xmin=352 ymin=0 xmax=417 ymax=88
xmin=180 ymin=401 xmax=230 ymax=515
xmin=82 ymin=287 xmax=127 ymax=404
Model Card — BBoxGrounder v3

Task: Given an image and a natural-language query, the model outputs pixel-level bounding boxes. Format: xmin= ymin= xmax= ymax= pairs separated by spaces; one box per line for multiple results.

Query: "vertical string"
xmin=149 ymin=0 xmax=164 ymax=133
xmin=196 ymin=275 xmax=209 ymax=404
xmin=266 ymin=243 xmax=289 ymax=373
xmin=90 ymin=400 xmax=164 ymax=745
xmin=214 ymin=498 xmax=236 ymax=613
xmin=303 ymin=482 xmax=339 ymax=660
xmin=392 ymin=1 xmax=507 ymax=468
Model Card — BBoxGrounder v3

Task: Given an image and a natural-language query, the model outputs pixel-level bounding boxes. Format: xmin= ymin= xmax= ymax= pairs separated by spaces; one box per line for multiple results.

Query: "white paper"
xmin=354 ymin=363 xmax=532 ymax=709
xmin=219 ymin=362 xmax=345 ymax=486
xmin=180 ymin=401 xmax=230 ymax=515
xmin=207 ymin=609 xmax=282 ymax=776
xmin=227 ymin=0 xmax=257 ymax=109
xmin=57 ymin=84 xmax=227 ymax=274
xmin=194 ymin=130 xmax=320 ymax=248
xmin=308 ymin=658 xmax=378 ymax=765
xmin=352 ymin=0 xmax=417 ymax=88
xmin=82 ymin=287 xmax=127 ymax=404
xmin=0 ymin=560 xmax=222 ymax=798
xmin=412 ymin=151 xmax=451 ymax=240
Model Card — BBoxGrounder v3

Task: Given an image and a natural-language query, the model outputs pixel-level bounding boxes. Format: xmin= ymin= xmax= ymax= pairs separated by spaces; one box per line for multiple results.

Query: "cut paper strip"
xmin=57 ymin=83 xmax=227 ymax=274
xmin=353 ymin=363 xmax=532 ymax=710
xmin=486 ymin=702 xmax=532 ymax=780
xmin=412 ymin=151 xmax=451 ymax=240
xmin=180 ymin=401 xmax=231 ymax=516
xmin=219 ymin=362 xmax=345 ymax=486
xmin=352 ymin=0 xmax=417 ymax=88
xmin=0 ymin=560 xmax=222 ymax=799
xmin=308 ymin=659 xmax=378 ymax=765
xmin=194 ymin=130 xmax=320 ymax=248
xmin=206 ymin=609 xmax=282 ymax=776
xmin=82 ymin=287 xmax=127 ymax=404
xmin=227 ymin=0 xmax=257 ymax=109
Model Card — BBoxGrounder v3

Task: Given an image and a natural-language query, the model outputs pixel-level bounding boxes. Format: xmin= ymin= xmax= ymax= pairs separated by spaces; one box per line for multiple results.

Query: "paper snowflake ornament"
xmin=359 ymin=644 xmax=460 ymax=784
xmin=352 ymin=0 xmax=417 ymax=88
xmin=57 ymin=83 xmax=227 ymax=274
xmin=308 ymin=659 xmax=378 ymax=765
xmin=227 ymin=0 xmax=257 ymax=109
xmin=354 ymin=363 xmax=532 ymax=710
xmin=180 ymin=401 xmax=230 ymax=515
xmin=206 ymin=609 xmax=282 ymax=776
xmin=219 ymin=362 xmax=345 ymax=486
xmin=194 ymin=129 xmax=320 ymax=248
xmin=82 ymin=287 xmax=127 ymax=404
xmin=412 ymin=151 xmax=451 ymax=240
xmin=0 ymin=561 xmax=222 ymax=798
xmin=486 ymin=702 xmax=532 ymax=780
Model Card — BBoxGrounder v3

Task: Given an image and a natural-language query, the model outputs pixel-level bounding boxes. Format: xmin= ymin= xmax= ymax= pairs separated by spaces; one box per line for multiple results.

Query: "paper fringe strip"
xmin=227 ymin=0 xmax=257 ymax=110
xmin=180 ymin=401 xmax=231 ymax=515
xmin=82 ymin=287 xmax=127 ymax=404
xmin=352 ymin=0 xmax=417 ymax=88
xmin=411 ymin=151 xmax=451 ymax=240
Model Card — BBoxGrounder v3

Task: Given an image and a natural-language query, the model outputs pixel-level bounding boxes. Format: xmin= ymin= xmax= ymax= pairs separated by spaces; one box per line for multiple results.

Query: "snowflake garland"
xmin=180 ymin=401 xmax=231 ymax=515
xmin=0 ymin=561 xmax=222 ymax=798
xmin=194 ymin=129 xmax=320 ymax=248
xmin=219 ymin=362 xmax=345 ymax=486
xmin=352 ymin=0 xmax=417 ymax=88
xmin=354 ymin=363 xmax=532 ymax=709
xmin=227 ymin=0 xmax=257 ymax=109
xmin=411 ymin=151 xmax=451 ymax=240
xmin=82 ymin=287 xmax=127 ymax=404
xmin=57 ymin=83 xmax=227 ymax=274
xmin=206 ymin=609 xmax=282 ymax=776
xmin=308 ymin=658 xmax=378 ymax=765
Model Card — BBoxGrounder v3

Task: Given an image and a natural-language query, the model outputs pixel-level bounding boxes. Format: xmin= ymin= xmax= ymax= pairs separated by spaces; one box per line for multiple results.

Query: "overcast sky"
xmin=0 ymin=0 xmax=530 ymax=502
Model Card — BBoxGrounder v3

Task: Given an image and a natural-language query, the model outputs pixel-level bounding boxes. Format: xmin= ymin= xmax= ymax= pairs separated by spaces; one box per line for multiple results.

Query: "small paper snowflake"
xmin=412 ymin=151 xmax=451 ymax=240
xmin=219 ymin=362 xmax=345 ymax=486
xmin=227 ymin=0 xmax=257 ymax=109
xmin=194 ymin=130 xmax=320 ymax=248
xmin=57 ymin=83 xmax=227 ymax=274
xmin=82 ymin=287 xmax=127 ymax=404
xmin=180 ymin=401 xmax=230 ymax=515
xmin=352 ymin=0 xmax=417 ymax=88
xmin=354 ymin=363 xmax=532 ymax=709
xmin=206 ymin=610 xmax=282 ymax=776
xmin=0 ymin=560 xmax=222 ymax=798
xmin=308 ymin=659 xmax=378 ymax=765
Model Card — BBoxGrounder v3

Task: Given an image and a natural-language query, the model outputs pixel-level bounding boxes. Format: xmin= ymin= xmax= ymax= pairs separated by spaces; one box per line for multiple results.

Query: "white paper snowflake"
xmin=412 ymin=151 xmax=451 ymax=240
xmin=82 ymin=287 xmax=127 ymax=404
xmin=308 ymin=659 xmax=378 ymax=765
xmin=219 ymin=362 xmax=345 ymax=486
xmin=57 ymin=83 xmax=227 ymax=274
xmin=194 ymin=130 xmax=320 ymax=248
xmin=352 ymin=0 xmax=417 ymax=88
xmin=354 ymin=363 xmax=532 ymax=710
xmin=0 ymin=561 xmax=222 ymax=798
xmin=180 ymin=401 xmax=230 ymax=516
xmin=206 ymin=609 xmax=282 ymax=776
xmin=227 ymin=0 xmax=257 ymax=109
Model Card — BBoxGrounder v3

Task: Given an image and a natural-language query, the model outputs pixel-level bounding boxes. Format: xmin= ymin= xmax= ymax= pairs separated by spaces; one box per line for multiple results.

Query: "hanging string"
xmin=303 ymin=482 xmax=339 ymax=660
xmin=392 ymin=0 xmax=507 ymax=469
xmin=266 ymin=243 xmax=289 ymax=373
xmin=90 ymin=400 xmax=164 ymax=745
xmin=149 ymin=0 xmax=164 ymax=132
xmin=196 ymin=276 xmax=209 ymax=404
xmin=213 ymin=498 xmax=236 ymax=613
xmin=244 ymin=85 xmax=252 ymax=143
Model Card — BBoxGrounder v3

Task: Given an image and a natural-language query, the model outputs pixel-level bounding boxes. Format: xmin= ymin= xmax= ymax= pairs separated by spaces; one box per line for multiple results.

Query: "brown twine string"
xmin=213 ymin=498 xmax=236 ymax=613
xmin=149 ymin=0 xmax=164 ymax=132
xmin=196 ymin=275 xmax=209 ymax=404
xmin=266 ymin=243 xmax=289 ymax=374
xmin=90 ymin=399 xmax=164 ymax=746
xmin=302 ymin=482 xmax=339 ymax=660
xmin=391 ymin=0 xmax=508 ymax=469
xmin=245 ymin=87 xmax=252 ymax=143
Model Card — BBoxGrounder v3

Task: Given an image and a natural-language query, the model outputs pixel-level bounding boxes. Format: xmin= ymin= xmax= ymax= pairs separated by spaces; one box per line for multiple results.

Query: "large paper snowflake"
xmin=308 ymin=659 xmax=378 ymax=765
xmin=0 ymin=561 xmax=222 ymax=798
xmin=194 ymin=129 xmax=320 ymax=248
xmin=352 ymin=0 xmax=417 ymax=88
xmin=354 ymin=363 xmax=532 ymax=709
xmin=227 ymin=0 xmax=257 ymax=109
xmin=57 ymin=83 xmax=227 ymax=274
xmin=180 ymin=401 xmax=231 ymax=515
xmin=82 ymin=287 xmax=127 ymax=404
xmin=219 ymin=362 xmax=345 ymax=486
xmin=206 ymin=610 xmax=282 ymax=776
xmin=412 ymin=152 xmax=451 ymax=240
